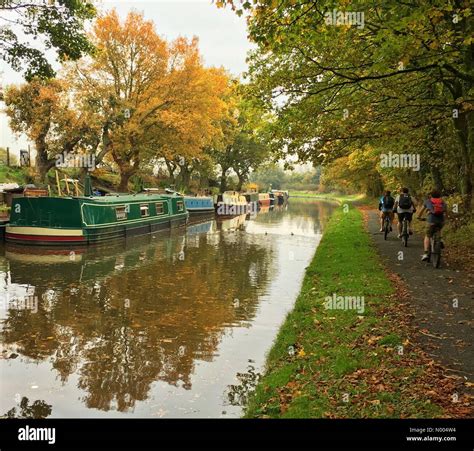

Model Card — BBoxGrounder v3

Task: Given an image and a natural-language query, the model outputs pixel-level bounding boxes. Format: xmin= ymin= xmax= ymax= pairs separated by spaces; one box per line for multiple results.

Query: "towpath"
xmin=366 ymin=211 xmax=473 ymax=392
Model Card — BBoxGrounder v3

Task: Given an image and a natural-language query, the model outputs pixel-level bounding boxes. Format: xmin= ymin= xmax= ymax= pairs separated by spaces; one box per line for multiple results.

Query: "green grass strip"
xmin=245 ymin=206 xmax=444 ymax=418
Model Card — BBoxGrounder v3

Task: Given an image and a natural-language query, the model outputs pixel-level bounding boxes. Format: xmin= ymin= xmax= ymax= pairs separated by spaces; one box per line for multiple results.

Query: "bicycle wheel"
xmin=384 ymin=219 xmax=389 ymax=240
xmin=431 ymin=235 xmax=442 ymax=268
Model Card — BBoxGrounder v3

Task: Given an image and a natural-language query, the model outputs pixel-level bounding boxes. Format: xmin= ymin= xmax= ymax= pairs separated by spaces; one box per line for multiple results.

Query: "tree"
xmin=209 ymin=85 xmax=270 ymax=191
xmin=148 ymin=39 xmax=230 ymax=191
xmin=249 ymin=164 xmax=286 ymax=190
xmin=67 ymin=11 xmax=229 ymax=191
xmin=219 ymin=0 xmax=474 ymax=208
xmin=4 ymin=78 xmax=96 ymax=182
xmin=0 ymin=0 xmax=95 ymax=80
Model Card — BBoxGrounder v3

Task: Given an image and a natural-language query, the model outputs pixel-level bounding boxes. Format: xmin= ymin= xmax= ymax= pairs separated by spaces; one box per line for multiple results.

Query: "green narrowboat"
xmin=5 ymin=193 xmax=188 ymax=245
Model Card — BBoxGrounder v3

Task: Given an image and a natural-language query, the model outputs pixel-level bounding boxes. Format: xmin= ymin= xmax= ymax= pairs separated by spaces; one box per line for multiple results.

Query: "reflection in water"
xmin=226 ymin=365 xmax=261 ymax=407
xmin=1 ymin=397 xmax=52 ymax=419
xmin=0 ymin=200 xmax=337 ymax=417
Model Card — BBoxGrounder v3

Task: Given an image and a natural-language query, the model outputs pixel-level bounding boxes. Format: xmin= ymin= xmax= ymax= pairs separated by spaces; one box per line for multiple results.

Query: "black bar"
xmin=0 ymin=419 xmax=472 ymax=450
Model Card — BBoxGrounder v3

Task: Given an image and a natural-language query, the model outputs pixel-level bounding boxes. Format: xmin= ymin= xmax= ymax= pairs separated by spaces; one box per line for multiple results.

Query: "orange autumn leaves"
xmin=80 ymin=10 xmax=231 ymax=188
xmin=5 ymin=10 xmax=232 ymax=188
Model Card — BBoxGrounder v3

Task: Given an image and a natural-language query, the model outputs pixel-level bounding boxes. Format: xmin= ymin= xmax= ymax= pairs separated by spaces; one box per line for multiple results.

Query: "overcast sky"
xmin=0 ymin=0 xmax=253 ymax=157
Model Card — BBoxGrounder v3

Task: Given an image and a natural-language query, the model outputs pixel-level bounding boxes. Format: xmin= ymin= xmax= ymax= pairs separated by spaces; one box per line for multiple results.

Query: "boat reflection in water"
xmin=0 ymin=200 xmax=338 ymax=417
xmin=215 ymin=214 xmax=247 ymax=232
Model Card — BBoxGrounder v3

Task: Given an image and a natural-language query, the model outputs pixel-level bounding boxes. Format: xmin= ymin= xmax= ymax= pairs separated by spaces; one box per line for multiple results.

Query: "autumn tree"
xmin=3 ymin=78 xmax=97 ymax=182
xmin=64 ymin=10 xmax=170 ymax=191
xmin=148 ymin=40 xmax=230 ymax=189
xmin=67 ymin=10 xmax=230 ymax=191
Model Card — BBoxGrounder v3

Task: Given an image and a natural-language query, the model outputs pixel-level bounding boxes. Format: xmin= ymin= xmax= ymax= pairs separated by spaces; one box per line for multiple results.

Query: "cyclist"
xmin=378 ymin=190 xmax=395 ymax=233
xmin=417 ymin=189 xmax=447 ymax=261
xmin=393 ymin=187 xmax=416 ymax=238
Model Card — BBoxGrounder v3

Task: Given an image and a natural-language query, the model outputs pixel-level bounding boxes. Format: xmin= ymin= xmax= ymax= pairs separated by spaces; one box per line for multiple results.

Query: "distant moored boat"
xmin=183 ymin=196 xmax=214 ymax=214
xmin=258 ymin=193 xmax=271 ymax=207
xmin=215 ymin=191 xmax=248 ymax=216
xmin=271 ymin=190 xmax=289 ymax=205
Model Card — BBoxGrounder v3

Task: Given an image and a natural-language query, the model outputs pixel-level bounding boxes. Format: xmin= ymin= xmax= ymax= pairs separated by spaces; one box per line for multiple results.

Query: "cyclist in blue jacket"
xmin=378 ymin=190 xmax=395 ymax=233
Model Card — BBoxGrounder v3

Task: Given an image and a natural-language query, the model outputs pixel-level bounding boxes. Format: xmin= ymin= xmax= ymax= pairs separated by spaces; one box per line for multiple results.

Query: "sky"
xmin=0 ymin=0 xmax=253 ymax=158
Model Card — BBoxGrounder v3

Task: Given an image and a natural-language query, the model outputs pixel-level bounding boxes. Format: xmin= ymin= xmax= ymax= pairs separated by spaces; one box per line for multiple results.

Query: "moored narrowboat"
xmin=271 ymin=190 xmax=289 ymax=205
xmin=243 ymin=192 xmax=259 ymax=204
xmin=184 ymin=196 xmax=214 ymax=214
xmin=258 ymin=193 xmax=271 ymax=207
xmin=269 ymin=192 xmax=276 ymax=206
xmin=243 ymin=192 xmax=259 ymax=214
xmin=5 ymin=193 xmax=188 ymax=246
xmin=215 ymin=191 xmax=248 ymax=216
xmin=145 ymin=187 xmax=214 ymax=215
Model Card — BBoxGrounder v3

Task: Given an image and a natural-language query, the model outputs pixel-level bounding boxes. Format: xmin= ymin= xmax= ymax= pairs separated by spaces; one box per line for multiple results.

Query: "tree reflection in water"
xmin=1 ymin=397 xmax=52 ymax=419
xmin=1 ymin=219 xmax=273 ymax=412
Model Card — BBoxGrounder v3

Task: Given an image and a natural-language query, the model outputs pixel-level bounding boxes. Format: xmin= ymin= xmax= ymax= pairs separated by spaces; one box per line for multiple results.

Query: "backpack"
xmin=430 ymin=198 xmax=444 ymax=216
xmin=382 ymin=195 xmax=394 ymax=209
xmin=399 ymin=193 xmax=411 ymax=209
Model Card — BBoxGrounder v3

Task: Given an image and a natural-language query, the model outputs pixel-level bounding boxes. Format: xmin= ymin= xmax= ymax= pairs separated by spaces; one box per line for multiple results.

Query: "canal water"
xmin=0 ymin=199 xmax=337 ymax=418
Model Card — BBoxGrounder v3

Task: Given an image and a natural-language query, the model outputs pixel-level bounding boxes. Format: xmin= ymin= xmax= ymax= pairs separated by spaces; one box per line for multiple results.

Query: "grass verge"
xmin=290 ymin=191 xmax=365 ymax=203
xmin=245 ymin=205 xmax=468 ymax=418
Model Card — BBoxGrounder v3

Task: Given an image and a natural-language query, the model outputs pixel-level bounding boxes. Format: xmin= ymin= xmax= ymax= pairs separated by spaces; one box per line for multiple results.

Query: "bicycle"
xmin=401 ymin=216 xmax=409 ymax=247
xmin=419 ymin=218 xmax=443 ymax=268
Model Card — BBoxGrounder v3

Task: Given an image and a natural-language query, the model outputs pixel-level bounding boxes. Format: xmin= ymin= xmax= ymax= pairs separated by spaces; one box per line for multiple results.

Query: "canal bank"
xmin=245 ymin=205 xmax=470 ymax=418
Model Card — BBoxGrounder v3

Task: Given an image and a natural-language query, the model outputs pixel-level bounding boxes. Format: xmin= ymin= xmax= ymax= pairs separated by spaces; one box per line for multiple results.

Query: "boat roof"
xmin=72 ymin=193 xmax=181 ymax=203
xmin=184 ymin=195 xmax=213 ymax=199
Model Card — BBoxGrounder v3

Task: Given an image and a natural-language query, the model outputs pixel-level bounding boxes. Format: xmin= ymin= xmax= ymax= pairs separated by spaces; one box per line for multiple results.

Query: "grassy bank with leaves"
xmin=290 ymin=191 xmax=378 ymax=210
xmin=245 ymin=206 xmax=462 ymax=418
xmin=290 ymin=191 xmax=364 ymax=203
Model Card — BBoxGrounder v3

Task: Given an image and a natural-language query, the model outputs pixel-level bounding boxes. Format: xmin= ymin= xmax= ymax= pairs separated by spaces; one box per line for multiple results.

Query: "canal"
xmin=0 ymin=199 xmax=337 ymax=418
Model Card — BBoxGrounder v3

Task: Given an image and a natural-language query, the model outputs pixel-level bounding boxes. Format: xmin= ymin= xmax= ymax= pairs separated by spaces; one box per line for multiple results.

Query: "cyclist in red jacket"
xmin=417 ymin=190 xmax=447 ymax=261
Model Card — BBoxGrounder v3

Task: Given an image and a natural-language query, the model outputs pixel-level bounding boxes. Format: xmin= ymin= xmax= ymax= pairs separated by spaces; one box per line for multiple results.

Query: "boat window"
xmin=116 ymin=206 xmax=127 ymax=220
xmin=155 ymin=202 xmax=164 ymax=215
xmin=140 ymin=204 xmax=150 ymax=217
xmin=177 ymin=201 xmax=184 ymax=212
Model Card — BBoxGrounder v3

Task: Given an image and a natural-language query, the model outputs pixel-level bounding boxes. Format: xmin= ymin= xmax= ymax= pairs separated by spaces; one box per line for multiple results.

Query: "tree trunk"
xmin=118 ymin=171 xmax=132 ymax=192
xmin=430 ymin=166 xmax=445 ymax=193
xmin=453 ymin=106 xmax=473 ymax=211
xmin=178 ymin=164 xmax=192 ymax=189
xmin=455 ymin=9 xmax=473 ymax=210
xmin=236 ymin=172 xmax=244 ymax=191
xmin=35 ymin=142 xmax=55 ymax=184
xmin=165 ymin=159 xmax=177 ymax=184
xmin=95 ymin=122 xmax=112 ymax=167
xmin=220 ymin=166 xmax=229 ymax=193
xmin=365 ymin=171 xmax=383 ymax=197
